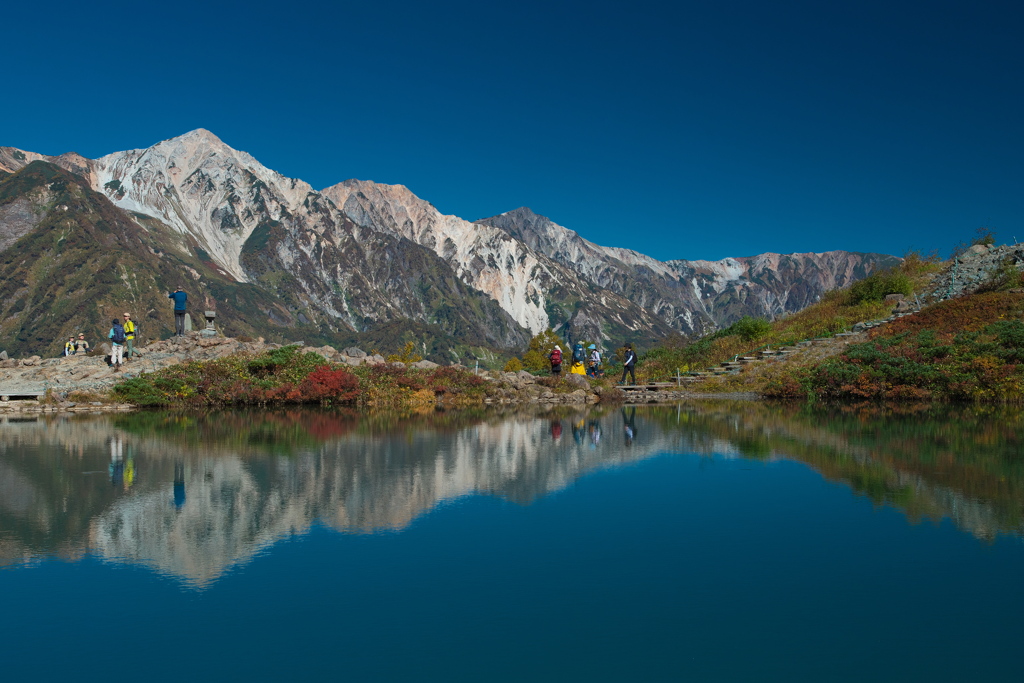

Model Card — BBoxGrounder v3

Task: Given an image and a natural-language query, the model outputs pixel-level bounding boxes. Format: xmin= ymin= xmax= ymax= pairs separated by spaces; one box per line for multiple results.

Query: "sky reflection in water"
xmin=0 ymin=403 xmax=1022 ymax=682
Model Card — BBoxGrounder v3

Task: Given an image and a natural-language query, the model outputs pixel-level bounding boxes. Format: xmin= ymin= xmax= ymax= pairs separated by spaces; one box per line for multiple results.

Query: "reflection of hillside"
xmin=5 ymin=404 xmax=1019 ymax=586
xmin=650 ymin=402 xmax=1024 ymax=541
xmin=1 ymin=408 xmax=674 ymax=586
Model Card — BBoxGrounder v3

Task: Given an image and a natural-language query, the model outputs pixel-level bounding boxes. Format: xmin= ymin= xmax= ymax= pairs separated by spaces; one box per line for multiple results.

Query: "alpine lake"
xmin=1 ymin=401 xmax=1021 ymax=682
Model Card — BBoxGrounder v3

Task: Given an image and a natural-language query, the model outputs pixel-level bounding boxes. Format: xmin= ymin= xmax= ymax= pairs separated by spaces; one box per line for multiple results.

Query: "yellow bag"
xmin=570 ymin=361 xmax=587 ymax=376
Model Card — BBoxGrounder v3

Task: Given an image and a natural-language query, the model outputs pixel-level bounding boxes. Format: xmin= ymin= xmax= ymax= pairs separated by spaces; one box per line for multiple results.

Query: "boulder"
xmin=564 ymin=374 xmax=590 ymax=389
xmin=0 ymin=350 xmax=6 ymax=361
xmin=308 ymin=345 xmax=337 ymax=360
xmin=516 ymin=370 xmax=536 ymax=384
xmin=410 ymin=360 xmax=439 ymax=369
xmin=365 ymin=355 xmax=386 ymax=366
xmin=342 ymin=347 xmax=367 ymax=358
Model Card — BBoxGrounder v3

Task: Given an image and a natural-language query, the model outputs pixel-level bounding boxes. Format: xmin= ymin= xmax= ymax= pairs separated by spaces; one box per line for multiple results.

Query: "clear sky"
xmin=3 ymin=0 xmax=1021 ymax=261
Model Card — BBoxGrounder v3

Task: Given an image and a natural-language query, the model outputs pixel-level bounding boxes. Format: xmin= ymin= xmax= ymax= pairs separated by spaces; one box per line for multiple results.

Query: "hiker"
xmin=75 ymin=333 xmax=90 ymax=355
xmin=168 ymin=285 xmax=188 ymax=337
xmin=63 ymin=336 xmax=76 ymax=357
xmin=122 ymin=313 xmax=137 ymax=360
xmin=587 ymin=344 xmax=602 ymax=378
xmin=619 ymin=343 xmax=637 ymax=385
xmin=108 ymin=318 xmax=126 ymax=369
xmin=549 ymin=345 xmax=563 ymax=375
xmin=570 ymin=341 xmax=587 ymax=376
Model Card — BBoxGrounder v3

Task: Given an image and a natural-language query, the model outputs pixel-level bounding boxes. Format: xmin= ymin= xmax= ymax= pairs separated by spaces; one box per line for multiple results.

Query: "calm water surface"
xmin=1 ymin=403 xmax=1022 ymax=681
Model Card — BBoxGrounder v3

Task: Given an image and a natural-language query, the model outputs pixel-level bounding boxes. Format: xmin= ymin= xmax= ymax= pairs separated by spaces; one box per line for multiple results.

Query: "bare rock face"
xmin=479 ymin=207 xmax=900 ymax=333
xmin=3 ymin=131 xmax=899 ymax=354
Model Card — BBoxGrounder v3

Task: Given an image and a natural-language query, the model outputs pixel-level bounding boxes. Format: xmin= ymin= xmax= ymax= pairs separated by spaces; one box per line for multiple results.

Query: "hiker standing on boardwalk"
xmin=168 ymin=286 xmax=187 ymax=337
xmin=619 ymin=343 xmax=637 ymax=385
xmin=122 ymin=313 xmax=137 ymax=360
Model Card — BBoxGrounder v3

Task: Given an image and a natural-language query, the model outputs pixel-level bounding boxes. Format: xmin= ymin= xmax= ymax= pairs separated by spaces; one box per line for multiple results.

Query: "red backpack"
xmin=550 ymin=348 xmax=562 ymax=364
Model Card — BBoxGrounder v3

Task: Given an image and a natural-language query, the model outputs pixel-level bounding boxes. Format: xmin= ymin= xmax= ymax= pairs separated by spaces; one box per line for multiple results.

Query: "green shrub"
xmin=846 ymin=269 xmax=914 ymax=305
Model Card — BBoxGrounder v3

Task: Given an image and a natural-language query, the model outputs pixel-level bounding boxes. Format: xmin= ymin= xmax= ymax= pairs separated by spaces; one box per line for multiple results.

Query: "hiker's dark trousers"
xmin=620 ymin=364 xmax=635 ymax=384
xmin=174 ymin=311 xmax=186 ymax=337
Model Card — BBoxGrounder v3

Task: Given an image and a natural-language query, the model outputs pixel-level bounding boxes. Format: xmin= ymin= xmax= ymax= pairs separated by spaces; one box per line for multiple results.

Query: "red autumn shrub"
xmin=299 ymin=366 xmax=360 ymax=402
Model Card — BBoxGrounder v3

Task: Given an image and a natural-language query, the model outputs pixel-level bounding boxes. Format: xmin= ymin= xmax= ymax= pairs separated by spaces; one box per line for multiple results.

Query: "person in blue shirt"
xmin=168 ymin=285 xmax=188 ymax=337
xmin=108 ymin=318 xmax=126 ymax=369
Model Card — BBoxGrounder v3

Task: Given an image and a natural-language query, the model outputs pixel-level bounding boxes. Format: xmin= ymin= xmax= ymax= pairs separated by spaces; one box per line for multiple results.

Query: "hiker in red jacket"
xmin=549 ymin=345 xmax=563 ymax=375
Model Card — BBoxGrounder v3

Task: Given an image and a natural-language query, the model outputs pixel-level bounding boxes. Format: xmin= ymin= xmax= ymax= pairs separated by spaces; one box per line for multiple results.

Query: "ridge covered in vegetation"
xmin=634 ymin=247 xmax=1024 ymax=403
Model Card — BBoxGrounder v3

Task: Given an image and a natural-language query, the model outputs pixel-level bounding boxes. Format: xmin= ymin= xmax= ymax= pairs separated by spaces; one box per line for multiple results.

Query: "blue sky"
xmin=3 ymin=0 xmax=1021 ymax=261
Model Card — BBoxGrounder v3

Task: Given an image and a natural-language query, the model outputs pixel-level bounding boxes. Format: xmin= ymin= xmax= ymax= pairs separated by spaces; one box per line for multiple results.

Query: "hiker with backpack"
xmin=619 ymin=343 xmax=637 ymax=385
xmin=548 ymin=345 xmax=563 ymax=375
xmin=122 ymin=313 xmax=137 ymax=360
xmin=570 ymin=341 xmax=587 ymax=376
xmin=587 ymin=344 xmax=602 ymax=378
xmin=63 ymin=336 xmax=76 ymax=357
xmin=108 ymin=318 xmax=127 ymax=369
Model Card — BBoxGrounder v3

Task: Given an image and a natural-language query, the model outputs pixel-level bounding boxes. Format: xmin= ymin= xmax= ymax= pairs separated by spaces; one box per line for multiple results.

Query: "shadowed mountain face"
xmin=1 ymin=404 xmax=1020 ymax=587
xmin=1 ymin=131 xmax=897 ymax=357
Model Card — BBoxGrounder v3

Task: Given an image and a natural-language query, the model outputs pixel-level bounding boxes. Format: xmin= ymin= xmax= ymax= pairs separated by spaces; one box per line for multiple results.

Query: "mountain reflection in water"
xmin=0 ymin=403 xmax=1021 ymax=587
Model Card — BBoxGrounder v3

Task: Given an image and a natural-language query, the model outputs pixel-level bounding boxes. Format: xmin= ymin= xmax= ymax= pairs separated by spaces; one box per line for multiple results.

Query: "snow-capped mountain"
xmin=0 ymin=130 xmax=898 ymax=356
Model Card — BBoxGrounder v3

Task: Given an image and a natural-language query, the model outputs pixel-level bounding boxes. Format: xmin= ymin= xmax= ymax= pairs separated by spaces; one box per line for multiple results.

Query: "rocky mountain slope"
xmin=479 ymin=207 xmax=899 ymax=332
xmin=1 ymin=130 xmax=898 ymax=359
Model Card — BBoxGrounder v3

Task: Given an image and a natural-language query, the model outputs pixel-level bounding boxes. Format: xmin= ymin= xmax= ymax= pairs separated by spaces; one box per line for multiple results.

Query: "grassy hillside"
xmin=633 ymin=249 xmax=1024 ymax=403
xmin=637 ymin=255 xmax=940 ymax=381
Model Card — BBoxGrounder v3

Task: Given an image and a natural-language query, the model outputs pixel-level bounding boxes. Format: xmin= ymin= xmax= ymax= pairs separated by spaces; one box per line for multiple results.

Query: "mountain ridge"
xmin=0 ymin=130 xmax=899 ymax=358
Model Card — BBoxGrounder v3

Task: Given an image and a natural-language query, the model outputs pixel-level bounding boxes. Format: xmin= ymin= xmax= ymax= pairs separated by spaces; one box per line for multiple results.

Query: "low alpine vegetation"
xmin=111 ymin=345 xmax=487 ymax=408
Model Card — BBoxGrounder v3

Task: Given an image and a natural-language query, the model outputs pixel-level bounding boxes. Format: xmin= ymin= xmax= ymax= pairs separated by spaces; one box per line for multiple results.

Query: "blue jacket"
xmin=169 ymin=290 xmax=187 ymax=311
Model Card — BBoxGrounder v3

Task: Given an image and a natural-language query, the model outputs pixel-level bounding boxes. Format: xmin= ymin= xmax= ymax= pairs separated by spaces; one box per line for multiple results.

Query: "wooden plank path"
xmin=0 ymin=388 xmax=46 ymax=401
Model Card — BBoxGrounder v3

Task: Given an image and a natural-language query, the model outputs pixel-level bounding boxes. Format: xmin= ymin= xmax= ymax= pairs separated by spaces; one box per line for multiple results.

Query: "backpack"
xmin=573 ymin=343 xmax=585 ymax=363
xmin=112 ymin=324 xmax=126 ymax=344
xmin=550 ymin=348 xmax=562 ymax=364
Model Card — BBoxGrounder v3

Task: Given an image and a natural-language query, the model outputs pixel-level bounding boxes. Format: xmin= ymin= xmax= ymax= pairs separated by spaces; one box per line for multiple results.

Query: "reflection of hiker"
xmin=109 ymin=435 xmax=124 ymax=486
xmin=587 ymin=344 xmax=602 ymax=378
xmin=588 ymin=420 xmax=602 ymax=448
xmin=168 ymin=285 xmax=188 ymax=337
xmin=108 ymin=318 xmax=126 ymax=369
xmin=550 ymin=420 xmax=563 ymax=442
xmin=622 ymin=406 xmax=637 ymax=447
xmin=549 ymin=345 xmax=563 ymax=375
xmin=571 ymin=417 xmax=585 ymax=444
xmin=619 ymin=343 xmax=637 ymax=385
xmin=173 ymin=461 xmax=186 ymax=510
xmin=75 ymin=334 xmax=90 ymax=354
xmin=64 ymin=336 xmax=76 ymax=357
xmin=122 ymin=313 xmax=136 ymax=360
